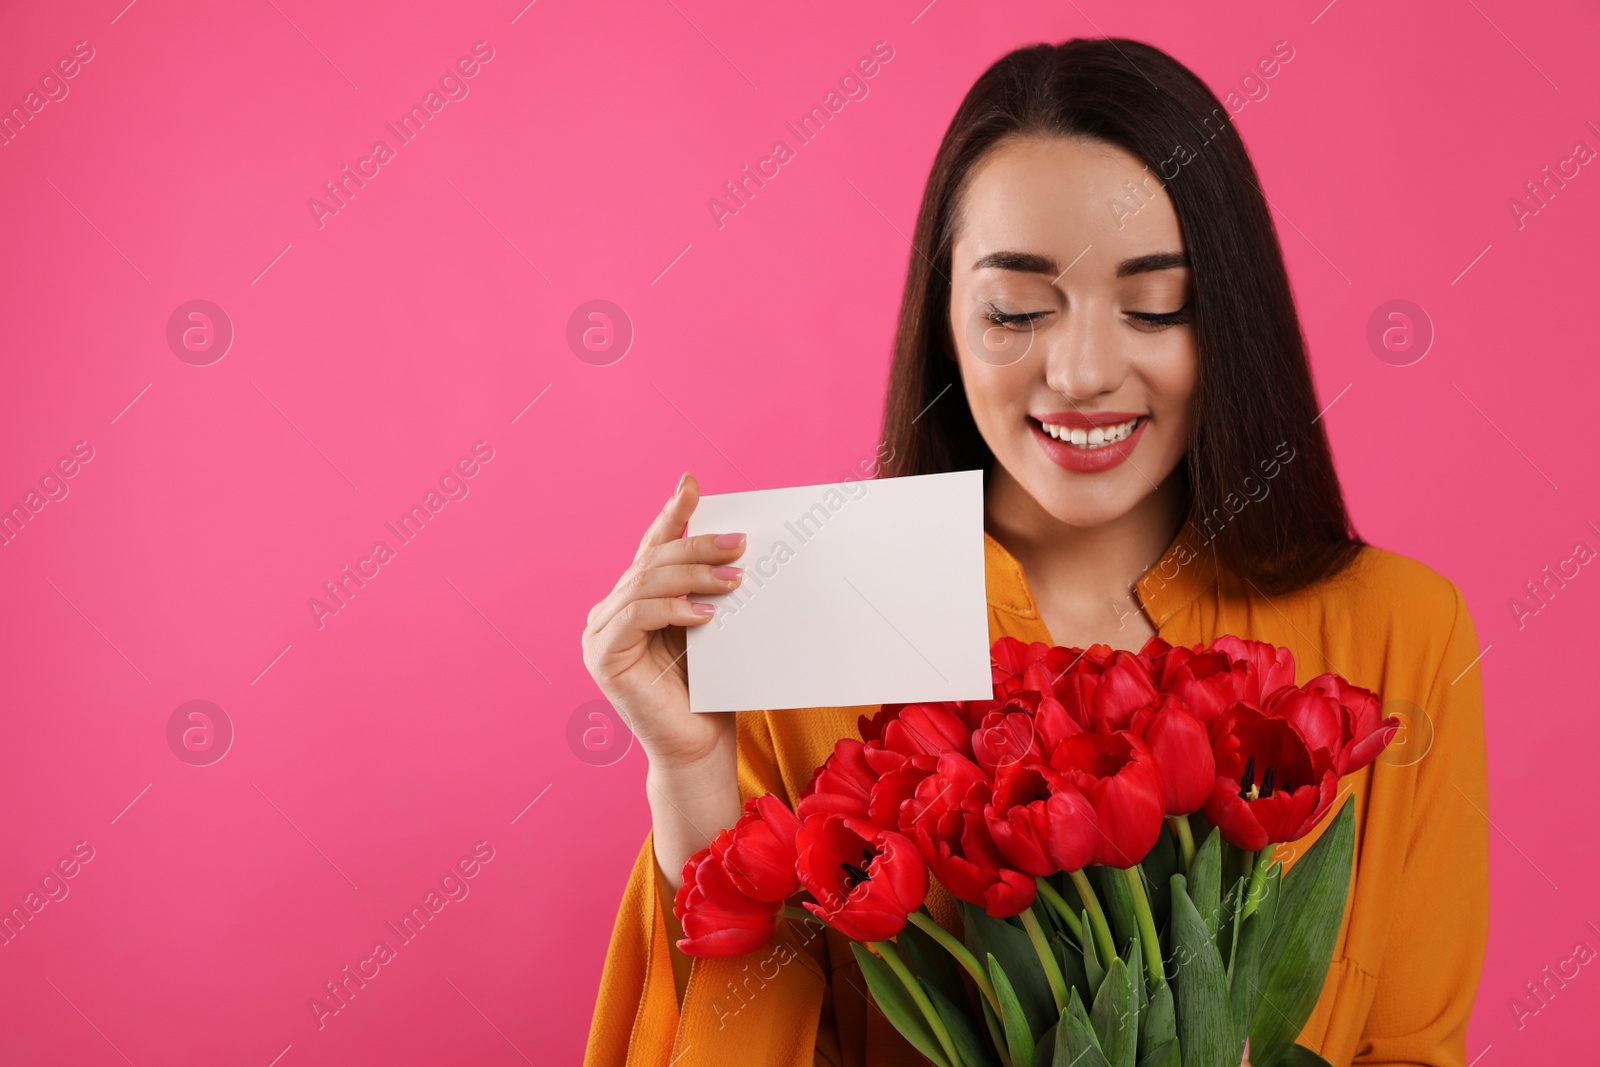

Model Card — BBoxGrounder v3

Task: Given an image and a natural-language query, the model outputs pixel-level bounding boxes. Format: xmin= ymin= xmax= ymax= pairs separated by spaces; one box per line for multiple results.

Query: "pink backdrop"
xmin=1 ymin=0 xmax=1595 ymax=1063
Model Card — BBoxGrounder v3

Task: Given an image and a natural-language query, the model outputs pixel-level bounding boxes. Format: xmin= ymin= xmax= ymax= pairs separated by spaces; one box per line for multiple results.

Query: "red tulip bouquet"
xmin=674 ymin=636 xmax=1398 ymax=1067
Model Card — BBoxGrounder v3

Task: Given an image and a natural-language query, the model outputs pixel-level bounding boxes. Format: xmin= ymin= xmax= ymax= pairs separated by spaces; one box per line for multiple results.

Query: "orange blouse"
xmin=583 ymin=525 xmax=1489 ymax=1066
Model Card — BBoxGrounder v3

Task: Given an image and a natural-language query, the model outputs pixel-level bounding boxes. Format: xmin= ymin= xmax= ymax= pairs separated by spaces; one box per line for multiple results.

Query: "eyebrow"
xmin=970 ymin=250 xmax=1189 ymax=278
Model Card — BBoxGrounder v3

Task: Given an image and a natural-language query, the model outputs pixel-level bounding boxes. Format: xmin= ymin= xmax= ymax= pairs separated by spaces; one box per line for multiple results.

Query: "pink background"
xmin=1 ymin=0 xmax=1595 ymax=1063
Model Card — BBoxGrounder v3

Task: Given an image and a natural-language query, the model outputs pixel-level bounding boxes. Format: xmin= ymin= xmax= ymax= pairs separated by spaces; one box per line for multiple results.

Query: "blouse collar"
xmin=982 ymin=520 xmax=1220 ymax=633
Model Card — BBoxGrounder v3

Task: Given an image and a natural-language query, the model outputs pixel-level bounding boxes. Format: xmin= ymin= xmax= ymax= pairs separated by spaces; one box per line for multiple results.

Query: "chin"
xmin=1022 ymin=471 xmax=1145 ymax=530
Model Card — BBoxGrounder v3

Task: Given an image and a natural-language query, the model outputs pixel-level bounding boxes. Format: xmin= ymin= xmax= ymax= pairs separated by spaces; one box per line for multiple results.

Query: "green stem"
xmin=1241 ymin=847 xmax=1274 ymax=922
xmin=1034 ymin=877 xmax=1085 ymax=944
xmin=907 ymin=909 xmax=999 ymax=1017
xmin=1168 ymin=815 xmax=1197 ymax=871
xmin=1019 ymin=906 xmax=1068 ymax=1013
xmin=1068 ymin=868 xmax=1119 ymax=968
xmin=873 ymin=939 xmax=962 ymax=1067
xmin=1120 ymin=866 xmax=1168 ymax=989
xmin=780 ymin=904 xmax=818 ymax=924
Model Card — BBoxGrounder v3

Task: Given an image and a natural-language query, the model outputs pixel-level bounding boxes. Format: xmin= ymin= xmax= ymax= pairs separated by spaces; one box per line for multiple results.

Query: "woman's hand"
xmin=580 ymin=471 xmax=749 ymax=889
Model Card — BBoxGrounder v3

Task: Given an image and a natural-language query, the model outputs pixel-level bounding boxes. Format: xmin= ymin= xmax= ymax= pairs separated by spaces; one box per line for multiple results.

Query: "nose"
xmin=1042 ymin=303 xmax=1126 ymax=401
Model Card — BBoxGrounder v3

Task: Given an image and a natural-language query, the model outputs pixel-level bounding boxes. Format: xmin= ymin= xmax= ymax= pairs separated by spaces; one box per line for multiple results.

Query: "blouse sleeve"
xmin=1357 ymin=584 xmax=1490 ymax=1065
xmin=582 ymin=712 xmax=798 ymax=1066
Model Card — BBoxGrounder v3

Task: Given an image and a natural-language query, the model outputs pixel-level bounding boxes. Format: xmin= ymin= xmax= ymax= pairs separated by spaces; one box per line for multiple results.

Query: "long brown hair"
xmin=877 ymin=38 xmax=1363 ymax=596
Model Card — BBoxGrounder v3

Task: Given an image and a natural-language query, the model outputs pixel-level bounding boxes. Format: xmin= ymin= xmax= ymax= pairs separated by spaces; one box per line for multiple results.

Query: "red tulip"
xmin=1207 ymin=635 xmax=1296 ymax=706
xmin=720 ymin=794 xmax=803 ymax=902
xmin=971 ymin=692 xmax=1049 ymax=775
xmin=673 ymin=842 xmax=780 ymax=957
xmin=1204 ymin=705 xmax=1338 ymax=850
xmin=984 ymin=761 xmax=1098 ymax=875
xmin=879 ymin=702 xmax=975 ymax=761
xmin=1138 ymin=635 xmax=1174 ymax=679
xmin=865 ymin=753 xmax=937 ymax=830
xmin=796 ymin=815 xmax=928 ymax=941
xmin=1053 ymin=646 xmax=1160 ymax=734
xmin=796 ymin=738 xmax=877 ymax=821
xmin=901 ymin=752 xmax=1037 ymax=917
xmin=1153 ymin=644 xmax=1248 ymax=727
xmin=1132 ymin=694 xmax=1216 ymax=816
xmin=1298 ymin=673 xmax=1399 ymax=775
xmin=1050 ymin=731 xmax=1167 ymax=867
xmin=992 ymin=638 xmax=1102 ymax=702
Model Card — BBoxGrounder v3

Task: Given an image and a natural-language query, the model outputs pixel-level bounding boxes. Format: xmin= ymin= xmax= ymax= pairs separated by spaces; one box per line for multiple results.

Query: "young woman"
xmin=580 ymin=38 xmax=1487 ymax=1067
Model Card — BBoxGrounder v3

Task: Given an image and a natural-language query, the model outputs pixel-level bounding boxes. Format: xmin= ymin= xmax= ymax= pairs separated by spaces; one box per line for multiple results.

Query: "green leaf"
xmin=849 ymin=942 xmax=953 ymax=1067
xmin=1142 ymin=826 xmax=1181 ymax=931
xmin=1032 ymin=1022 xmax=1058 ymax=1067
xmin=1054 ymin=988 xmax=1112 ymax=1067
xmin=1089 ymin=956 xmax=1138 ymax=1067
xmin=1094 ymin=865 xmax=1139 ymax=954
xmin=989 ymin=951 xmax=1036 ymax=1067
xmin=1188 ymin=828 xmax=1223 ymax=943
xmin=1056 ymin=932 xmax=1092 ymax=1007
xmin=1125 ymin=931 xmax=1147 ymax=1016
xmin=1229 ymin=866 xmax=1279 ymax=1054
xmin=1168 ymin=873 xmax=1233 ymax=1067
xmin=901 ymin=914 xmax=970 ymax=1011
xmin=961 ymin=902 xmax=1057 ymax=1039
xmin=1082 ymin=909 xmax=1106 ymax=998
xmin=1272 ymin=1045 xmax=1334 ymax=1067
xmin=1248 ymin=801 xmax=1357 ymax=1067
xmin=1136 ymin=1037 xmax=1182 ymax=1067
xmin=1139 ymin=981 xmax=1175 ymax=1052
xmin=1219 ymin=875 xmax=1247 ymax=974
xmin=922 ymin=975 xmax=999 ymax=1067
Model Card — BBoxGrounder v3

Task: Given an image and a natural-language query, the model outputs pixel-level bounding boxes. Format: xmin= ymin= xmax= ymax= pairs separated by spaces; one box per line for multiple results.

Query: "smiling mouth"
xmin=1031 ymin=416 xmax=1144 ymax=449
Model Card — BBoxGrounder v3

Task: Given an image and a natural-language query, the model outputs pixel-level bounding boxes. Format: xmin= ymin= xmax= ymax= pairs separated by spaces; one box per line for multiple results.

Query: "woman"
xmin=580 ymin=38 xmax=1487 ymax=1067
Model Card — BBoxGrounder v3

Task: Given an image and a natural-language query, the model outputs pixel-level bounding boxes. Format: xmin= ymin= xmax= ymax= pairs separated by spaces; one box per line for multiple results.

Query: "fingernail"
xmin=673 ymin=472 xmax=688 ymax=498
xmin=712 ymin=566 xmax=743 ymax=581
xmin=713 ymin=532 xmax=745 ymax=549
xmin=692 ymin=602 xmax=716 ymax=615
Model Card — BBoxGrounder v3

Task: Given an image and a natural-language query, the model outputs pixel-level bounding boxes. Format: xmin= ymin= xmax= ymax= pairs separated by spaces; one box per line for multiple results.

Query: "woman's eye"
xmin=982 ymin=304 xmax=1047 ymax=328
xmin=1126 ymin=303 xmax=1190 ymax=330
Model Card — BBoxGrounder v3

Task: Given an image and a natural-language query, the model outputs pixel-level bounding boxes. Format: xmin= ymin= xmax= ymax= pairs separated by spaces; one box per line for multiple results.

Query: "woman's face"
xmin=948 ymin=136 xmax=1197 ymax=530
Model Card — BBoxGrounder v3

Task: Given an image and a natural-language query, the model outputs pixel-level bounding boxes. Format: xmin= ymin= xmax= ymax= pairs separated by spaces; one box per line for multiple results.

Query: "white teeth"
xmin=1039 ymin=417 xmax=1141 ymax=449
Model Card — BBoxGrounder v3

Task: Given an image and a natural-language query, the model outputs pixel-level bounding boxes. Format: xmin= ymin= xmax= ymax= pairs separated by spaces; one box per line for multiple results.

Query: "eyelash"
xmin=980 ymin=302 xmax=1191 ymax=330
xmin=981 ymin=304 xmax=1046 ymax=327
xmin=1127 ymin=303 xmax=1190 ymax=329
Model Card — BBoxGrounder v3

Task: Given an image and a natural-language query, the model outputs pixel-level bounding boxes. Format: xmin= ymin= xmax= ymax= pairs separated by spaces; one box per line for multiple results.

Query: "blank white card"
xmin=685 ymin=469 xmax=993 ymax=714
